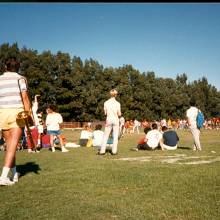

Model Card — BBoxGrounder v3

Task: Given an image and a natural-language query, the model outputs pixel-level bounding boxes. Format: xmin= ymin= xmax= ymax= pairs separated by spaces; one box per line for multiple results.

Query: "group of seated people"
xmin=132 ymin=123 xmax=179 ymax=151
xmin=79 ymin=124 xmax=107 ymax=149
xmin=78 ymin=122 xmax=179 ymax=152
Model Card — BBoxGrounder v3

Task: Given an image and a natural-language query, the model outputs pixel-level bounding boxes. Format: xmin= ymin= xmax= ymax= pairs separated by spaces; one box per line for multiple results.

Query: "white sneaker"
xmin=61 ymin=147 xmax=69 ymax=153
xmin=0 ymin=177 xmax=15 ymax=186
xmin=11 ymin=172 xmax=20 ymax=183
xmin=28 ymin=149 xmax=35 ymax=153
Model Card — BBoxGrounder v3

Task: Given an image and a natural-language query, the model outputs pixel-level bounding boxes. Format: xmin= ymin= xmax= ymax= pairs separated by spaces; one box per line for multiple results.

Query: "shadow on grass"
xmin=17 ymin=162 xmax=41 ymax=177
xmin=178 ymin=146 xmax=191 ymax=150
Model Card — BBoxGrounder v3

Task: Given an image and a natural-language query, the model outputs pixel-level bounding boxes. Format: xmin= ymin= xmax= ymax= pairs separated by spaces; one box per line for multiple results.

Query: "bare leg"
xmin=3 ymin=127 xmax=22 ymax=168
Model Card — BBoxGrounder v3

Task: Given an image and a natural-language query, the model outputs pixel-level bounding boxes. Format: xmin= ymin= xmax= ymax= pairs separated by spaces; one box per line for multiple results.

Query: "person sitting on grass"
xmin=92 ymin=124 xmax=104 ymax=150
xmin=131 ymin=127 xmax=151 ymax=151
xmin=79 ymin=125 xmax=93 ymax=147
xmin=160 ymin=126 xmax=179 ymax=150
xmin=131 ymin=123 xmax=162 ymax=151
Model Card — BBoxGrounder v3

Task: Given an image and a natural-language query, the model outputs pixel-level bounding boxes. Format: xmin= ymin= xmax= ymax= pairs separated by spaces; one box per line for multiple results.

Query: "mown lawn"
xmin=0 ymin=129 xmax=219 ymax=220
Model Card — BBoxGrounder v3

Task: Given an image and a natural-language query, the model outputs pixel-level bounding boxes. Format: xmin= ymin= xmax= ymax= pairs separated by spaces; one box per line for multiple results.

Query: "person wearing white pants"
xmin=99 ymin=89 xmax=121 ymax=155
xmin=186 ymin=98 xmax=202 ymax=151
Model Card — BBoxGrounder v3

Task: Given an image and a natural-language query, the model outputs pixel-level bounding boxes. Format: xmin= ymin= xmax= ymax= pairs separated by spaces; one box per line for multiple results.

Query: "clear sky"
xmin=0 ymin=3 xmax=220 ymax=90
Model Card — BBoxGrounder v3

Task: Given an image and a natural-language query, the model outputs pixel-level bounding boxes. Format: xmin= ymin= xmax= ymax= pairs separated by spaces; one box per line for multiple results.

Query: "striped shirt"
xmin=0 ymin=71 xmax=27 ymax=108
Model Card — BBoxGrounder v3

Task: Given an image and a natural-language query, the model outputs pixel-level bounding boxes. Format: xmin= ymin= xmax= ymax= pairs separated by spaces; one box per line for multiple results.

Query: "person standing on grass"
xmin=32 ymin=94 xmax=44 ymax=150
xmin=45 ymin=104 xmax=69 ymax=153
xmin=0 ymin=57 xmax=32 ymax=185
xmin=99 ymin=89 xmax=121 ymax=155
xmin=186 ymin=97 xmax=202 ymax=151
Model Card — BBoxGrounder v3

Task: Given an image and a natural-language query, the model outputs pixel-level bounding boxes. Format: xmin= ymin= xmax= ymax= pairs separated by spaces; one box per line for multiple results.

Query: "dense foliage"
xmin=1 ymin=43 xmax=220 ymax=121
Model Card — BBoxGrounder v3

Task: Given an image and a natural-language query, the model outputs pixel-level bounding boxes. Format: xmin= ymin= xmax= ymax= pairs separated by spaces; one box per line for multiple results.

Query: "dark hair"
xmin=152 ymin=123 xmax=158 ymax=130
xmin=144 ymin=127 xmax=151 ymax=134
xmin=95 ymin=124 xmax=102 ymax=130
xmin=162 ymin=126 xmax=168 ymax=132
xmin=47 ymin=104 xmax=57 ymax=112
xmin=189 ymin=97 xmax=196 ymax=106
xmin=5 ymin=57 xmax=20 ymax=72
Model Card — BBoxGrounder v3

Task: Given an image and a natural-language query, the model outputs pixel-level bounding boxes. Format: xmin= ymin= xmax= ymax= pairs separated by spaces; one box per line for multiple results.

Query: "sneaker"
xmin=28 ymin=149 xmax=36 ymax=153
xmin=0 ymin=177 xmax=15 ymax=186
xmin=11 ymin=172 xmax=20 ymax=183
xmin=97 ymin=151 xmax=106 ymax=155
xmin=110 ymin=152 xmax=118 ymax=155
xmin=131 ymin=147 xmax=139 ymax=151
xmin=61 ymin=147 xmax=69 ymax=153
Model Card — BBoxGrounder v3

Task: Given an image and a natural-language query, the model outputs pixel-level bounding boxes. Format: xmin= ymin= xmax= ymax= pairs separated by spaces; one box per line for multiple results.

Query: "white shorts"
xmin=37 ymin=125 xmax=44 ymax=134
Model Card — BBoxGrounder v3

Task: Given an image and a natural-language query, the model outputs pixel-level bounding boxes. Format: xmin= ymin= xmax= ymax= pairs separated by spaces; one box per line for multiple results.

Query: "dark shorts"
xmin=47 ymin=130 xmax=61 ymax=135
xmin=137 ymin=143 xmax=152 ymax=150
xmin=79 ymin=139 xmax=88 ymax=147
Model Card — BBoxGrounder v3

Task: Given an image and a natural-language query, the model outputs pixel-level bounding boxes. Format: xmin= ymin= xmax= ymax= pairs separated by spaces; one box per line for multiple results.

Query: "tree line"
xmin=1 ymin=43 xmax=220 ymax=122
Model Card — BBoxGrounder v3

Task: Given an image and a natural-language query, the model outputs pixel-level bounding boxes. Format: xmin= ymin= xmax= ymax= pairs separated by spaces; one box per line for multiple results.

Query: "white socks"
xmin=1 ymin=166 xmax=10 ymax=179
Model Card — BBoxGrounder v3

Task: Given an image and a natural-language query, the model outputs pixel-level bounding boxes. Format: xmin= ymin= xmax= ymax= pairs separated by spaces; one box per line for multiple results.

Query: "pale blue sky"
xmin=0 ymin=3 xmax=220 ymax=90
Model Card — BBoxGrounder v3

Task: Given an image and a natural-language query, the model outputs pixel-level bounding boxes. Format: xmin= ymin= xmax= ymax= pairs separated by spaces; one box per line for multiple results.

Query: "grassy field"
xmin=0 ymin=129 xmax=219 ymax=220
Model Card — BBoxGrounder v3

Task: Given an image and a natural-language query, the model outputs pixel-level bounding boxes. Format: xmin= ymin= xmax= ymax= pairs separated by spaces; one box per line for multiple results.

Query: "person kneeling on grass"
xmin=159 ymin=126 xmax=179 ymax=150
xmin=132 ymin=123 xmax=162 ymax=151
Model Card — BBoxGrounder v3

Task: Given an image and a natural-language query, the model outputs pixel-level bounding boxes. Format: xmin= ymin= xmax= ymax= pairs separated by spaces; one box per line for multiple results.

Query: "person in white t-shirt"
xmin=45 ymin=105 xmax=69 ymax=153
xmin=144 ymin=123 xmax=163 ymax=150
xmin=99 ymin=89 xmax=121 ymax=155
xmin=186 ymin=98 xmax=202 ymax=151
xmin=79 ymin=125 xmax=93 ymax=146
xmin=131 ymin=123 xmax=162 ymax=151
xmin=92 ymin=124 xmax=104 ymax=150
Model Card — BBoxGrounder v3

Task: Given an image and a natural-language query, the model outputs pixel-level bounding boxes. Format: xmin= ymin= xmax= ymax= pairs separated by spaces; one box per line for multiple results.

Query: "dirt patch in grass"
xmin=115 ymin=154 xmax=220 ymax=165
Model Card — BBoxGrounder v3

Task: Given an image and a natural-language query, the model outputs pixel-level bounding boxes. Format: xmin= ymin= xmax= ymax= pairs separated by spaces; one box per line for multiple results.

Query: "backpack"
xmin=196 ymin=110 xmax=204 ymax=129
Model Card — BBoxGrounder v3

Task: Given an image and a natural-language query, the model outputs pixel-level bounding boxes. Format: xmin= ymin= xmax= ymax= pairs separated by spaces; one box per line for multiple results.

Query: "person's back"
xmin=104 ymin=98 xmax=121 ymax=121
xmin=92 ymin=124 xmax=104 ymax=148
xmin=146 ymin=129 xmax=162 ymax=149
xmin=160 ymin=126 xmax=179 ymax=151
xmin=186 ymin=106 xmax=198 ymax=128
xmin=163 ymin=130 xmax=179 ymax=146
xmin=143 ymin=123 xmax=162 ymax=150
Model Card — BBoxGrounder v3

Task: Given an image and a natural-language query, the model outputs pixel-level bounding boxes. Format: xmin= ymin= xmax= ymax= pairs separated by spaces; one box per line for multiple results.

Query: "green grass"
xmin=0 ymin=129 xmax=220 ymax=220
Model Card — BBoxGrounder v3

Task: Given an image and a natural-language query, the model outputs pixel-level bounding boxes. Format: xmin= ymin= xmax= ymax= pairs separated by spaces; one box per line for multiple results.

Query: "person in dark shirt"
xmin=160 ymin=126 xmax=179 ymax=150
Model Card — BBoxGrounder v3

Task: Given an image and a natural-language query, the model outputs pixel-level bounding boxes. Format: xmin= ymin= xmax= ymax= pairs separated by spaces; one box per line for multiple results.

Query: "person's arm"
xmin=21 ymin=91 xmax=31 ymax=112
xmin=159 ymin=138 xmax=164 ymax=150
xmin=58 ymin=114 xmax=63 ymax=124
xmin=104 ymin=104 xmax=107 ymax=116
xmin=117 ymin=103 xmax=121 ymax=117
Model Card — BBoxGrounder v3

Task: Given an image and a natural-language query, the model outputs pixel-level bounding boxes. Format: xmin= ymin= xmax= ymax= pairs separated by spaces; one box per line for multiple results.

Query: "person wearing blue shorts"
xmin=45 ymin=105 xmax=69 ymax=153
